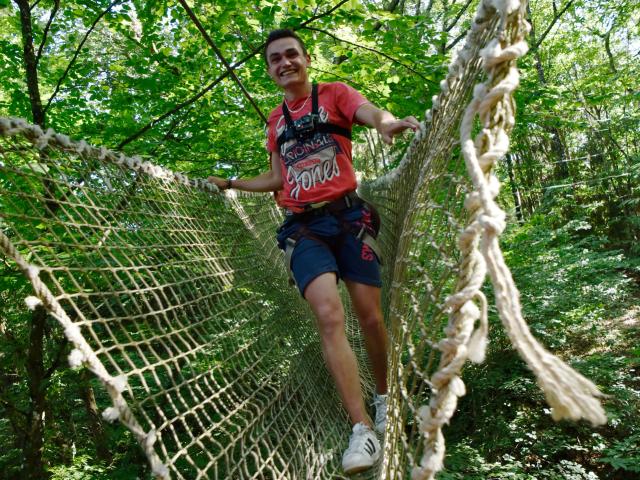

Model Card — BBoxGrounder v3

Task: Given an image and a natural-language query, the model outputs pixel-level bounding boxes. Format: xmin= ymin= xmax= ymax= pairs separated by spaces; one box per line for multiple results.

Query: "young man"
xmin=208 ymin=29 xmax=419 ymax=474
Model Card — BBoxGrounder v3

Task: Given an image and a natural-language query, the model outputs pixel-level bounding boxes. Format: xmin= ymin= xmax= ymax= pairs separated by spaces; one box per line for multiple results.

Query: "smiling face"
xmin=266 ymin=37 xmax=311 ymax=92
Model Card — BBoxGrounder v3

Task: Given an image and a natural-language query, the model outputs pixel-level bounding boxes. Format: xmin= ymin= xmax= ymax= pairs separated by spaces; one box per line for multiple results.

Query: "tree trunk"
xmin=80 ymin=370 xmax=113 ymax=463
xmin=16 ymin=0 xmax=45 ymax=127
xmin=16 ymin=1 xmax=50 ymax=477
xmin=505 ymin=153 xmax=524 ymax=223
xmin=24 ymin=306 xmax=47 ymax=480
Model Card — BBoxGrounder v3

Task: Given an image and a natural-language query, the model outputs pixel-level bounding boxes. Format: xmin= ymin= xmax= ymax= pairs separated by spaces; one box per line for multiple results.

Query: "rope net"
xmin=0 ymin=0 xmax=605 ymax=478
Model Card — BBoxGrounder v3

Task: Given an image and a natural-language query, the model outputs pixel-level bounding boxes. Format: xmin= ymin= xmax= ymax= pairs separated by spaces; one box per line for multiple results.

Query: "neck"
xmin=283 ymin=81 xmax=312 ymax=102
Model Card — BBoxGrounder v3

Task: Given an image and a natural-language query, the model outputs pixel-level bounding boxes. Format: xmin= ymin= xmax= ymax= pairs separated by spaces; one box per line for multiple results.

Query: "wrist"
xmin=374 ymin=111 xmax=395 ymax=133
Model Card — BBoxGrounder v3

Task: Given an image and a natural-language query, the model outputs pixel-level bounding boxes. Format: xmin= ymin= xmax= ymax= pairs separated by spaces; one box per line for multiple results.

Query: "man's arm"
xmin=354 ymin=103 xmax=420 ymax=145
xmin=208 ymin=152 xmax=283 ymax=192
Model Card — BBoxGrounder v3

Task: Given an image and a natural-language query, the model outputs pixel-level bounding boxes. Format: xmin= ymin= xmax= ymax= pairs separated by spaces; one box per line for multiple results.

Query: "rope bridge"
xmin=0 ymin=0 xmax=605 ymax=478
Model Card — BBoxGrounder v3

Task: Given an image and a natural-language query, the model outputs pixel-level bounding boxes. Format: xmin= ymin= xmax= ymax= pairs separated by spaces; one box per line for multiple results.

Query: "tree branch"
xmin=116 ymin=71 xmax=230 ymax=149
xmin=596 ymin=26 xmax=618 ymax=74
xmin=444 ymin=0 xmax=473 ymax=32
xmin=35 ymin=0 xmax=59 ymax=67
xmin=298 ymin=0 xmax=351 ymax=28
xmin=44 ymin=0 xmax=123 ymax=114
xmin=302 ymin=26 xmax=435 ymax=84
xmin=532 ymin=0 xmax=574 ymax=50
xmin=178 ymin=0 xmax=267 ymax=124
xmin=603 ymin=32 xmax=617 ymax=74
xmin=445 ymin=30 xmax=467 ymax=52
xmin=424 ymin=0 xmax=435 ymax=15
xmin=120 ymin=0 xmax=353 ymax=147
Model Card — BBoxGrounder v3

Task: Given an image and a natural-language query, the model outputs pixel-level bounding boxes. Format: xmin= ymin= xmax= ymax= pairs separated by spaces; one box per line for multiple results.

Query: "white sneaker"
xmin=342 ymin=422 xmax=381 ymax=474
xmin=372 ymin=393 xmax=388 ymax=434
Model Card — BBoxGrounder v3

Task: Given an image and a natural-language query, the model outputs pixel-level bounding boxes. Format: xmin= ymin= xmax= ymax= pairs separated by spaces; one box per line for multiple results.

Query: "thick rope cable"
xmin=410 ymin=1 xmax=606 ymax=479
xmin=0 ymin=117 xmax=220 ymax=193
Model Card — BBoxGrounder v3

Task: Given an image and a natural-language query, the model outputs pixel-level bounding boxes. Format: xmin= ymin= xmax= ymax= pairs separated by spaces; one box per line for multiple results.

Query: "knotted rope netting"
xmin=0 ymin=0 xmax=606 ymax=478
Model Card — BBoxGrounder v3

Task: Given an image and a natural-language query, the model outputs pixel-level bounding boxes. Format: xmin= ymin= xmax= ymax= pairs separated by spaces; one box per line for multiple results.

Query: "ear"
xmin=266 ymin=62 xmax=277 ymax=80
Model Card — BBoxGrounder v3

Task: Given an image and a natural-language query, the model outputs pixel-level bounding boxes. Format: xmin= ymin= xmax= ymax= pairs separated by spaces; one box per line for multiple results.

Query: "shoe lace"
xmin=348 ymin=423 xmax=371 ymax=451
xmin=372 ymin=394 xmax=387 ymax=425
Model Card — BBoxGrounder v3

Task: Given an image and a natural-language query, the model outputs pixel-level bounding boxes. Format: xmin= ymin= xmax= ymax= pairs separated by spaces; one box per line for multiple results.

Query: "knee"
xmin=315 ymin=301 xmax=345 ymax=338
xmin=359 ymin=312 xmax=384 ymax=333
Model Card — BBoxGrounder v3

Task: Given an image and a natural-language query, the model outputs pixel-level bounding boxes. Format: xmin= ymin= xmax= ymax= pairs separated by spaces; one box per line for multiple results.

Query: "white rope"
xmin=0 ymin=117 xmax=218 ymax=194
xmin=411 ymin=1 xmax=606 ymax=479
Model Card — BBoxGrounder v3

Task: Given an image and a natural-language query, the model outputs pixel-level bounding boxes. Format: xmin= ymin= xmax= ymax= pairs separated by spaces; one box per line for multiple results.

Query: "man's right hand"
xmin=206 ymin=154 xmax=283 ymax=194
xmin=207 ymin=176 xmax=228 ymax=190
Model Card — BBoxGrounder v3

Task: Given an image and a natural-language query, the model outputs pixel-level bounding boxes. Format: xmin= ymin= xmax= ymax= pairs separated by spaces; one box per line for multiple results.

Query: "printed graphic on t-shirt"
xmin=276 ymin=107 xmax=344 ymax=201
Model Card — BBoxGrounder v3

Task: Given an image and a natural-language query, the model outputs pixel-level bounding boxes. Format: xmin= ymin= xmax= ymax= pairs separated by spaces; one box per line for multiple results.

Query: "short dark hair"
xmin=264 ymin=29 xmax=307 ymax=64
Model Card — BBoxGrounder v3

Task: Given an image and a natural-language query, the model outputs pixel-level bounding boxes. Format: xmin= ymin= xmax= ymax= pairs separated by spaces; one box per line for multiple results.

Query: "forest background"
xmin=0 ymin=0 xmax=638 ymax=478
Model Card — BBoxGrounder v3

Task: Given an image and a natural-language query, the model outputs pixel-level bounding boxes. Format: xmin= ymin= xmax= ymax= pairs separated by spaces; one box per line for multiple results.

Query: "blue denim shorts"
xmin=276 ymin=205 xmax=382 ymax=297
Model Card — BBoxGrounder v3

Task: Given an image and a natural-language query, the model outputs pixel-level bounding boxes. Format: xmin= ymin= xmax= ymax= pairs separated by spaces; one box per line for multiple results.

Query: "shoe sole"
xmin=344 ymin=464 xmax=374 ymax=475
xmin=343 ymin=455 xmax=381 ymax=475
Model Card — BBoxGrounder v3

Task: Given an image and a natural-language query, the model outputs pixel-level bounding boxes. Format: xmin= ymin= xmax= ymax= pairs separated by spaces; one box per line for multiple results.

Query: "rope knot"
xmin=35 ymin=128 xmax=54 ymax=149
xmin=490 ymin=0 xmax=521 ymax=16
xmin=150 ymin=460 xmax=170 ymax=479
xmin=464 ymin=191 xmax=482 ymax=211
xmin=0 ymin=117 xmax=11 ymax=135
xmin=102 ymin=407 xmax=120 ymax=422
xmin=472 ymin=83 xmax=489 ymax=102
xmin=449 ymin=376 xmax=467 ymax=397
xmin=98 ymin=146 xmax=109 ymax=160
xmin=459 ymin=299 xmax=481 ymax=319
xmin=144 ymin=429 xmax=158 ymax=450
xmin=64 ymin=323 xmax=82 ymax=341
xmin=24 ymin=295 xmax=43 ymax=310
xmin=54 ymin=132 xmax=72 ymax=147
xmin=75 ymin=140 xmax=89 ymax=156
xmin=68 ymin=348 xmax=86 ymax=368
xmin=478 ymin=213 xmax=505 ymax=235
xmin=140 ymin=161 xmax=154 ymax=175
xmin=129 ymin=156 xmax=143 ymax=170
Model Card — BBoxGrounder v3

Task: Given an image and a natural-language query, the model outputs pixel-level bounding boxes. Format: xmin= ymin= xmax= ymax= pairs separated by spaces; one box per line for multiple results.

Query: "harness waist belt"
xmin=284 ymin=192 xmax=362 ymax=221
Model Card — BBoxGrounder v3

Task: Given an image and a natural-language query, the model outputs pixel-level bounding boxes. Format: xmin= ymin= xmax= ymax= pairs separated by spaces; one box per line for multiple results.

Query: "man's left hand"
xmin=378 ymin=116 xmax=420 ymax=145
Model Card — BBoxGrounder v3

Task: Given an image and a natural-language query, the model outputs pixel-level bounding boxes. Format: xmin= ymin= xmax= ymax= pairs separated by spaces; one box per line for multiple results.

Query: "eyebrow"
xmin=269 ymin=48 xmax=300 ymax=61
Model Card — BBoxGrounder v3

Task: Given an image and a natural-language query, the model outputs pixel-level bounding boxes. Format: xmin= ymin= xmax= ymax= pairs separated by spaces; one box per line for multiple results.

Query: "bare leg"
xmin=345 ymin=281 xmax=388 ymax=395
xmin=304 ymin=272 xmax=372 ymax=427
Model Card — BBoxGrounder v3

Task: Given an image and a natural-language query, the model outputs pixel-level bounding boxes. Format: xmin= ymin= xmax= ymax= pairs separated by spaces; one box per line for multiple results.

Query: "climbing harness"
xmin=280 ymin=191 xmax=383 ymax=288
xmin=276 ymin=83 xmax=352 ymax=149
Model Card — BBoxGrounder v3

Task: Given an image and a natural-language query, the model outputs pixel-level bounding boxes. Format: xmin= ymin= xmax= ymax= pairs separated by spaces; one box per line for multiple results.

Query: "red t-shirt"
xmin=266 ymin=82 xmax=369 ymax=212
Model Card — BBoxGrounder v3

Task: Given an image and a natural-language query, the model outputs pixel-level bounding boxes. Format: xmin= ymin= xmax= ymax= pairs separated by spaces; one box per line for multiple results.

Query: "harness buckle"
xmin=306 ymin=200 xmax=330 ymax=210
xmin=284 ymin=237 xmax=298 ymax=287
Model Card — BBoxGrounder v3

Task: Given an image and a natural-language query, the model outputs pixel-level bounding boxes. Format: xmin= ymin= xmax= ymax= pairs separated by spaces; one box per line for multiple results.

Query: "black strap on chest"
xmin=276 ymin=83 xmax=352 ymax=149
